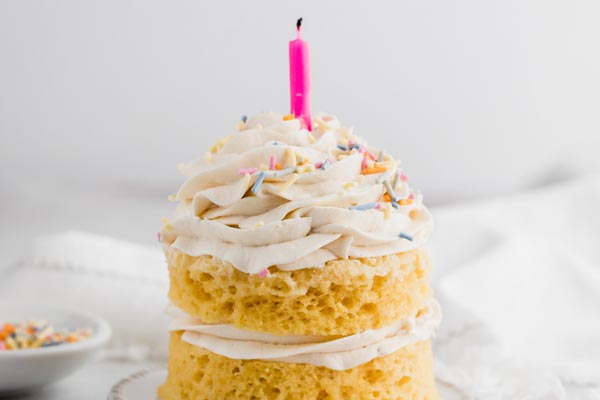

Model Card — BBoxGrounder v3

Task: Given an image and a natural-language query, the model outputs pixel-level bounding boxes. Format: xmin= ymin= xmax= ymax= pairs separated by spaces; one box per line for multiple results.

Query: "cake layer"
xmin=167 ymin=247 xmax=432 ymax=335
xmin=157 ymin=331 xmax=439 ymax=400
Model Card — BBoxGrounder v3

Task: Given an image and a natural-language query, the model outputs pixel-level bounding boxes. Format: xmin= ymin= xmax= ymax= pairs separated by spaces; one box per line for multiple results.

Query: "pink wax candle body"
xmin=289 ymin=18 xmax=312 ymax=131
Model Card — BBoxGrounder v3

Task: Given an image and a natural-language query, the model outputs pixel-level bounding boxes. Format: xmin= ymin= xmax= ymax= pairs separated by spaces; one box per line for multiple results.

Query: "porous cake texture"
xmin=167 ymin=248 xmax=432 ymax=335
xmin=158 ymin=332 xmax=439 ymax=400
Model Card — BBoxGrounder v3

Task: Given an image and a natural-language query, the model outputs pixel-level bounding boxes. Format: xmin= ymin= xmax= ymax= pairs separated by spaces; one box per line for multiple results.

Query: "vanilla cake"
xmin=158 ymin=112 xmax=441 ymax=399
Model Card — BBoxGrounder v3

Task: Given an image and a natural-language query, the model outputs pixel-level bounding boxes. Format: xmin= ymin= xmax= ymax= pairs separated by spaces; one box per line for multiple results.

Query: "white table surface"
xmin=1 ymin=359 xmax=164 ymax=400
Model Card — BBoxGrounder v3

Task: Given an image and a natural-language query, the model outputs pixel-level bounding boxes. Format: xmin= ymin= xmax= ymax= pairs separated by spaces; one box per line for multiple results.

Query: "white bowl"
xmin=0 ymin=301 xmax=111 ymax=394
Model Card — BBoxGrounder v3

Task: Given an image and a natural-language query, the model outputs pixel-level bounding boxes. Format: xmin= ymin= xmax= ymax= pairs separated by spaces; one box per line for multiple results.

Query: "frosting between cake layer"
xmin=167 ymin=298 xmax=441 ymax=371
xmin=161 ymin=112 xmax=433 ymax=274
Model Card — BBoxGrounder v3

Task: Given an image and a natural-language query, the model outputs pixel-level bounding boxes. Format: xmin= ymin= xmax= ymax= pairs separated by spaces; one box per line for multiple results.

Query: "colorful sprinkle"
xmin=400 ymin=172 xmax=409 ymax=182
xmin=398 ymin=198 xmax=413 ymax=206
xmin=241 ymin=115 xmax=248 ymax=123
xmin=374 ymin=203 xmax=382 ymax=210
xmin=362 ymin=165 xmax=388 ymax=175
xmin=269 ymin=156 xmax=276 ymax=170
xmin=0 ymin=321 xmax=92 ymax=351
xmin=266 ymin=167 xmax=296 ymax=177
xmin=393 ymin=170 xmax=401 ymax=189
xmin=361 ymin=156 xmax=369 ymax=170
xmin=391 ymin=201 xmax=400 ymax=209
xmin=278 ymin=173 xmax=299 ymax=192
xmin=167 ymin=194 xmax=176 ymax=201
xmin=238 ymin=167 xmax=258 ymax=175
xmin=157 ymin=232 xmax=161 ymax=242
xmin=321 ymin=159 xmax=331 ymax=170
xmin=337 ymin=144 xmax=348 ymax=151
xmin=399 ymin=233 xmax=414 ymax=241
xmin=383 ymin=202 xmax=392 ymax=220
xmin=258 ymin=268 xmax=271 ymax=278
xmin=283 ymin=114 xmax=295 ymax=121
xmin=251 ymin=172 xmax=266 ymax=194
xmin=383 ymin=180 xmax=398 ymax=202
xmin=350 ymin=202 xmax=377 ymax=211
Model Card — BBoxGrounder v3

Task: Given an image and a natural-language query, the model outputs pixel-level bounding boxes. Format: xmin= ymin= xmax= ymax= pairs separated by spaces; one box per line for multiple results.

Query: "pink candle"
xmin=289 ymin=18 xmax=312 ymax=131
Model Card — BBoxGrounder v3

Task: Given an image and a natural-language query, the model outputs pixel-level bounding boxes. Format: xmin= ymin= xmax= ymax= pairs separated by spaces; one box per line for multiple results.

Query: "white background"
xmin=1 ymin=0 xmax=600 ymax=248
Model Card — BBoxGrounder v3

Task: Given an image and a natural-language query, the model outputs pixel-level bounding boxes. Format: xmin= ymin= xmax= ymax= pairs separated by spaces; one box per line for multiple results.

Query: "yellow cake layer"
xmin=167 ymin=247 xmax=432 ymax=335
xmin=158 ymin=331 xmax=439 ymax=400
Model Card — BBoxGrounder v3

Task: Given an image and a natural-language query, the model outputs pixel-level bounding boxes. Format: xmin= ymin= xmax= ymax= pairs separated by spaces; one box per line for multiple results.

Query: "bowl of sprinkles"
xmin=0 ymin=301 xmax=111 ymax=394
xmin=0 ymin=320 xmax=93 ymax=351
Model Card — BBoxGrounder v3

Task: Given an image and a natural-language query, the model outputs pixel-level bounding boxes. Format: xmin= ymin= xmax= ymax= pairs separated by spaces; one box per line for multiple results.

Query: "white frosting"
xmin=161 ymin=112 xmax=433 ymax=274
xmin=168 ymin=298 xmax=441 ymax=370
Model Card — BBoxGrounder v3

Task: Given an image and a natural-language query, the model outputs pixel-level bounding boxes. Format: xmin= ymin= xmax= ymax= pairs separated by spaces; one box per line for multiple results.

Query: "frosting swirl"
xmin=168 ymin=298 xmax=441 ymax=370
xmin=161 ymin=112 xmax=433 ymax=274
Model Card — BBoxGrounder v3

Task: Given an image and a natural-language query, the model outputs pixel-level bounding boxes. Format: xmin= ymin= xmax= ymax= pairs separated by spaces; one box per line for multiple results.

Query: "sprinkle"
xmin=399 ymin=233 xmax=414 ymax=241
xmin=337 ymin=144 xmax=348 ymax=151
xmin=398 ymin=198 xmax=413 ymax=206
xmin=269 ymin=156 xmax=276 ymax=170
xmin=376 ymin=169 xmax=395 ymax=184
xmin=391 ymin=201 xmax=400 ymax=209
xmin=314 ymin=161 xmax=323 ymax=169
xmin=383 ymin=193 xmax=392 ymax=202
xmin=343 ymin=182 xmax=357 ymax=189
xmin=283 ymin=114 xmax=295 ymax=121
xmin=275 ymin=163 xmax=282 ymax=170
xmin=400 ymin=172 xmax=409 ymax=182
xmin=0 ymin=321 xmax=92 ymax=351
xmin=408 ymin=193 xmax=415 ymax=200
xmin=362 ymin=165 xmax=388 ymax=175
xmin=364 ymin=149 xmax=376 ymax=160
xmin=167 ymin=194 xmax=176 ymax=201
xmin=177 ymin=163 xmax=186 ymax=172
xmin=278 ymin=173 xmax=299 ymax=192
xmin=377 ymin=150 xmax=385 ymax=162
xmin=266 ymin=167 xmax=296 ymax=178
xmin=157 ymin=232 xmax=161 ymax=242
xmin=393 ymin=170 xmax=401 ymax=189
xmin=160 ymin=217 xmax=170 ymax=225
xmin=361 ymin=157 xmax=369 ymax=170
xmin=383 ymin=180 xmax=398 ymax=202
xmin=251 ymin=172 xmax=266 ymax=194
xmin=307 ymin=133 xmax=316 ymax=143
xmin=241 ymin=115 xmax=248 ymax=123
xmin=255 ymin=221 xmax=265 ymax=228
xmin=350 ymin=202 xmax=377 ymax=211
xmin=238 ymin=167 xmax=258 ymax=175
xmin=321 ymin=159 xmax=331 ymax=170
xmin=383 ymin=203 xmax=392 ymax=220
xmin=374 ymin=203 xmax=382 ymax=210
xmin=258 ymin=269 xmax=271 ymax=278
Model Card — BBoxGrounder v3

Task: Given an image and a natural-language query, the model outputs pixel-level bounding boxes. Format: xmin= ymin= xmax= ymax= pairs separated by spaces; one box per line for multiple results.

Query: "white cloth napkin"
xmin=0 ymin=231 xmax=170 ymax=360
xmin=431 ymin=174 xmax=600 ymax=398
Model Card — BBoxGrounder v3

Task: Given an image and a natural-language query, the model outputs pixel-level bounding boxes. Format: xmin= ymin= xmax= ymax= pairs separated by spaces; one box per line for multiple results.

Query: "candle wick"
xmin=296 ymin=17 xmax=303 ymax=32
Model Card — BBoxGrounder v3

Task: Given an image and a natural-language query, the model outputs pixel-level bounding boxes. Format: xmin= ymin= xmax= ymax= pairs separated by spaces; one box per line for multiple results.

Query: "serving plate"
xmin=108 ymin=369 xmax=465 ymax=400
